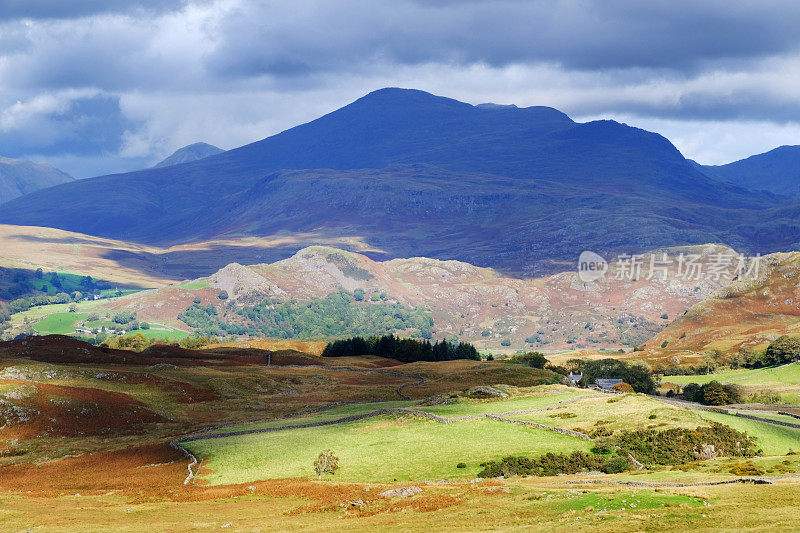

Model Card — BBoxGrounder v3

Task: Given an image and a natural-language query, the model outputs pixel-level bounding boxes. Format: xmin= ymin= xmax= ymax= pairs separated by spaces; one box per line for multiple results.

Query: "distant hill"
xmin=642 ymin=251 xmax=800 ymax=357
xmin=154 ymin=142 xmax=224 ymax=168
xmin=698 ymin=145 xmax=800 ymax=197
xmin=0 ymin=157 xmax=73 ymax=205
xmin=1 ymin=88 xmax=798 ymax=275
xmin=108 ymin=244 xmax=735 ymax=351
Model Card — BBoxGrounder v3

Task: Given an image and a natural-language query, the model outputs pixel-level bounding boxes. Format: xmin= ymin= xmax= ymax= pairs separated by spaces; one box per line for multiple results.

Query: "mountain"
xmin=0 ymin=157 xmax=73 ymax=205
xmin=103 ymin=244 xmax=735 ymax=352
xmin=154 ymin=142 xmax=224 ymax=168
xmin=0 ymin=88 xmax=798 ymax=276
xmin=698 ymin=145 xmax=800 ymax=197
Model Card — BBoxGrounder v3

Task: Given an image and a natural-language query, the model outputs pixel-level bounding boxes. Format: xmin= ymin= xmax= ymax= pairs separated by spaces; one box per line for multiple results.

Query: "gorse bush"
xmin=322 ymin=334 xmax=479 ymax=362
xmin=477 ymin=451 xmax=628 ymax=478
xmin=599 ymin=422 xmax=758 ymax=466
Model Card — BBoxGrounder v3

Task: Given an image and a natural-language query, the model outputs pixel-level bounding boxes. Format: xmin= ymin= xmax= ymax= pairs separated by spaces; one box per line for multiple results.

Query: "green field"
xmin=698 ymin=411 xmax=800 ymax=455
xmin=179 ymin=279 xmax=210 ymax=290
xmin=183 ymin=414 xmax=593 ymax=484
xmin=32 ymin=312 xmax=88 ymax=334
xmin=417 ymin=390 xmax=585 ymax=417
xmin=205 ymin=401 xmax=417 ymax=435
xmin=664 ymin=364 xmax=800 ymax=385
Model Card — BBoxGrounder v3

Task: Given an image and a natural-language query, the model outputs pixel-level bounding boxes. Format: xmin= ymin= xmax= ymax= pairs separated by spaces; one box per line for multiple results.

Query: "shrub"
xmin=509 ymin=351 xmax=548 ymax=369
xmin=501 ymin=339 xmax=511 ymax=347
xmin=193 ymin=297 xmax=202 ymax=304
xmin=604 ymin=422 xmax=758 ymax=466
xmin=601 ymin=455 xmax=629 ymax=474
xmin=112 ymin=311 xmax=136 ymax=325
xmin=217 ymin=290 xmax=229 ymax=300
xmin=730 ymin=461 xmax=765 ymax=476
xmin=612 ymin=382 xmax=635 ymax=393
xmin=456 ymin=462 xmax=467 ymax=469
xmin=313 ymin=450 xmax=340 ymax=479
xmin=478 ymin=451 xmax=607 ymax=478
xmin=648 ymin=414 xmax=658 ymax=419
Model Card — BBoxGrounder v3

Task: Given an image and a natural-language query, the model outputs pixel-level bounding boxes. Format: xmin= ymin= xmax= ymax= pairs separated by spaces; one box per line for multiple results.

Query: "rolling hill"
xmin=94 ymin=244 xmax=737 ymax=352
xmin=642 ymin=251 xmax=800 ymax=357
xmin=154 ymin=142 xmax=224 ymax=168
xmin=698 ymin=146 xmax=800 ymax=198
xmin=1 ymin=88 xmax=798 ymax=275
xmin=0 ymin=157 xmax=73 ymax=205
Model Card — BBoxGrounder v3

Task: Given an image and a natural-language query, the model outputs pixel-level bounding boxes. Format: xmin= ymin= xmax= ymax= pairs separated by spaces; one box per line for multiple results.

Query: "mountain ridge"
xmin=0 ymin=88 xmax=797 ymax=275
xmin=0 ymin=157 xmax=74 ymax=205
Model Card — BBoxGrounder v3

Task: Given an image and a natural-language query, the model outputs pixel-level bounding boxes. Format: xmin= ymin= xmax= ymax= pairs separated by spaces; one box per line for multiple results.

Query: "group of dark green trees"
xmin=568 ymin=358 xmax=658 ymax=394
xmin=680 ymin=381 xmax=742 ymax=406
xmin=322 ymin=334 xmax=480 ymax=362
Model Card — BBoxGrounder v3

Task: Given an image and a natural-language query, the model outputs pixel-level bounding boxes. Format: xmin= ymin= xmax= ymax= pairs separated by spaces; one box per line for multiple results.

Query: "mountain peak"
xmin=154 ymin=142 xmax=224 ymax=168
xmin=0 ymin=157 xmax=73 ymax=205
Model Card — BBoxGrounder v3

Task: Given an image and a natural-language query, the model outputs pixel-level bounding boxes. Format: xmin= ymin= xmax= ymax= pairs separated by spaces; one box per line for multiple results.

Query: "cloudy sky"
xmin=1 ymin=0 xmax=799 ymax=177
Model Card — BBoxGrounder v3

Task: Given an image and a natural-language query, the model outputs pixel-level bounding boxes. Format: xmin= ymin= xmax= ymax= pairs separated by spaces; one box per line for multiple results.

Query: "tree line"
xmin=322 ymin=334 xmax=480 ymax=362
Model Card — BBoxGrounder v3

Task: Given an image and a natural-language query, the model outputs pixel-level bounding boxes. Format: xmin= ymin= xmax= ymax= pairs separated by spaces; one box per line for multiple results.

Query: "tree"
xmin=702 ymin=381 xmax=730 ymax=406
xmin=218 ymin=290 xmax=229 ymax=300
xmin=34 ymin=268 xmax=43 ymax=279
xmin=764 ymin=335 xmax=800 ymax=366
xmin=509 ymin=351 xmax=548 ymax=369
xmin=313 ymin=449 xmax=339 ymax=480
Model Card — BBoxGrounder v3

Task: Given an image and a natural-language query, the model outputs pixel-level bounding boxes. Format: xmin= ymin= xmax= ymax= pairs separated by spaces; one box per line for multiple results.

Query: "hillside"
xmin=0 ymin=157 xmax=73 ymax=205
xmin=94 ymin=244 xmax=737 ymax=351
xmin=1 ymin=88 xmax=797 ymax=276
xmin=700 ymin=146 xmax=800 ymax=197
xmin=642 ymin=252 xmax=800 ymax=357
xmin=154 ymin=142 xmax=224 ymax=168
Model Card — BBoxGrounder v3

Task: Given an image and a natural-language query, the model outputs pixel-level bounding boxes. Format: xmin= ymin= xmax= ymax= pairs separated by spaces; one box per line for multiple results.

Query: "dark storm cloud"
xmin=207 ymin=0 xmax=800 ymax=78
xmin=0 ymin=0 xmax=186 ymax=21
xmin=1 ymin=0 xmax=799 ymax=175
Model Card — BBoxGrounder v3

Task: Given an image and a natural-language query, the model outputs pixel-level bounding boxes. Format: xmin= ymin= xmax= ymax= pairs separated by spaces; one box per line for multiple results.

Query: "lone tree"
xmin=313 ymin=449 xmax=340 ymax=480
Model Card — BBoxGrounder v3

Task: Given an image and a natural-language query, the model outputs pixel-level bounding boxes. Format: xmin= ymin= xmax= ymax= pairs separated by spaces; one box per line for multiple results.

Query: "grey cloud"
xmin=0 ymin=94 xmax=139 ymax=157
xmin=207 ymin=0 xmax=800 ymax=78
xmin=0 ymin=0 xmax=186 ymax=21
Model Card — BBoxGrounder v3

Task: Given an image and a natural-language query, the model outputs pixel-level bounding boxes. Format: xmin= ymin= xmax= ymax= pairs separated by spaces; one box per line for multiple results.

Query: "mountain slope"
xmin=699 ymin=145 xmax=800 ymax=197
xmin=154 ymin=142 xmax=224 ymax=168
xmin=102 ymin=244 xmax=736 ymax=352
xmin=642 ymin=251 xmax=800 ymax=357
xmin=0 ymin=88 xmax=797 ymax=275
xmin=0 ymin=157 xmax=73 ymax=205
